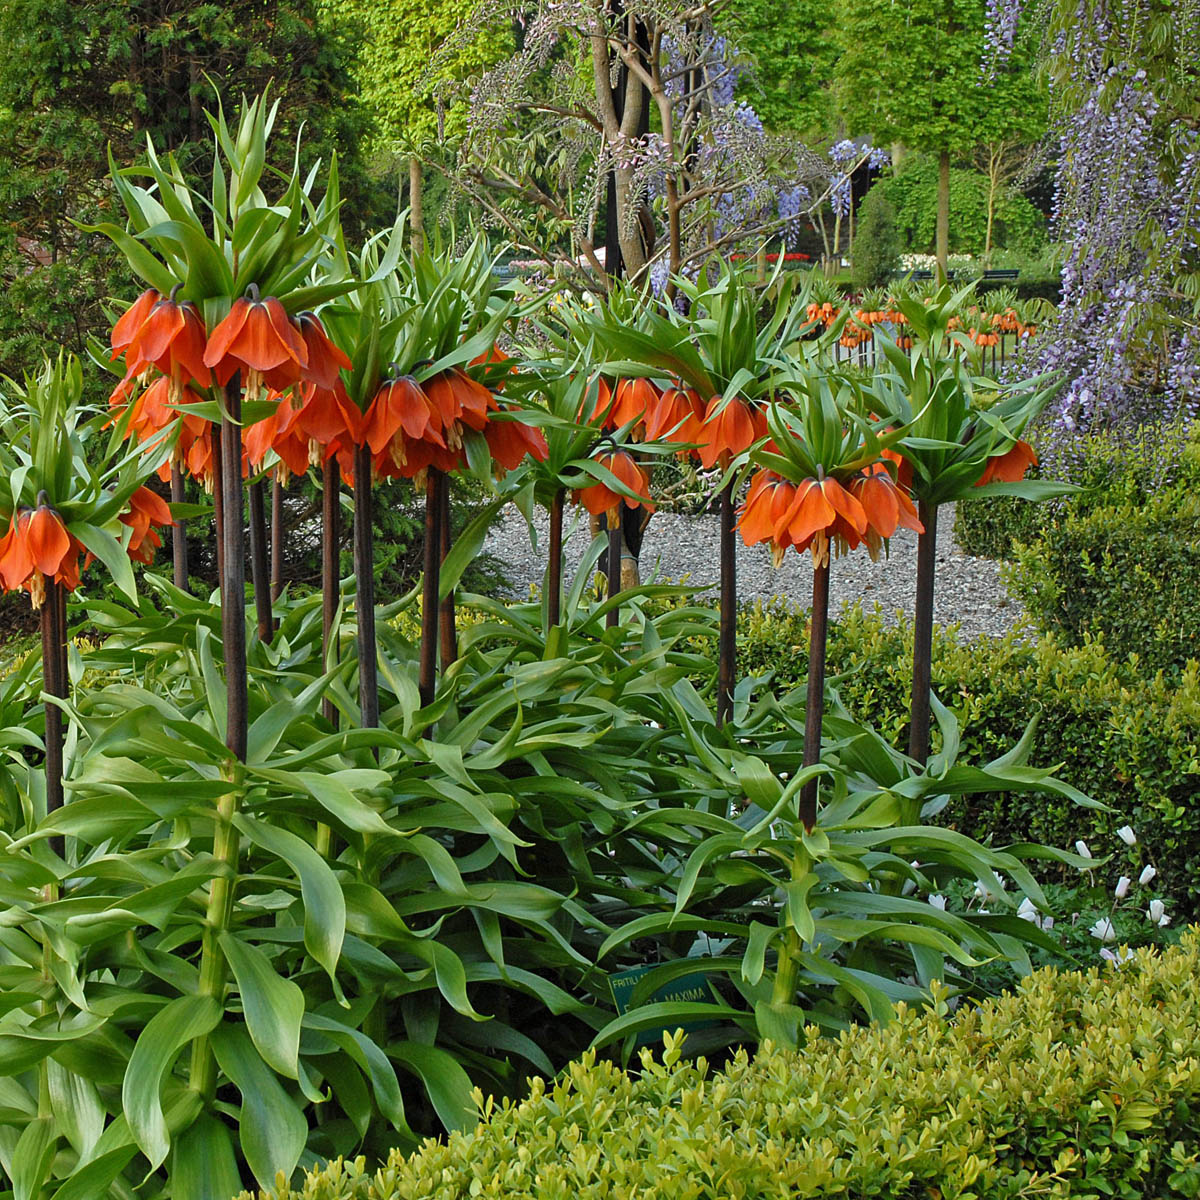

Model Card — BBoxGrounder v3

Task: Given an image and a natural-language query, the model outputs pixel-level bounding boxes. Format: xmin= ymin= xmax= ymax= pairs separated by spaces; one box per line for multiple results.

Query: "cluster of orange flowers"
xmin=947 ymin=307 xmax=1038 ymax=347
xmin=0 ymin=486 xmax=172 ymax=605
xmin=109 ymin=289 xmax=550 ymax=496
xmin=574 ymin=377 xmax=770 ymax=524
xmin=738 ymin=465 xmax=923 ymax=569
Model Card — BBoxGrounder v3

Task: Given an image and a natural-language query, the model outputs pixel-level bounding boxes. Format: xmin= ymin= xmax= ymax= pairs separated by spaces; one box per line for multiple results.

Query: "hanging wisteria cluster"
xmin=998 ymin=0 xmax=1200 ymax=428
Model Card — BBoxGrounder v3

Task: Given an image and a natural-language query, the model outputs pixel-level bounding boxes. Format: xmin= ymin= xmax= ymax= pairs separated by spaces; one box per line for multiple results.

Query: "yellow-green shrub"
xmin=241 ymin=933 xmax=1200 ymax=1200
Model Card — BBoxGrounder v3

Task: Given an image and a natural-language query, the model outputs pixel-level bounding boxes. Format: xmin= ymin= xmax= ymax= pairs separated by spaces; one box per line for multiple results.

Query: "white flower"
xmin=1100 ymin=946 xmax=1135 ymax=966
xmin=1089 ymin=917 xmax=1116 ymax=942
xmin=1147 ymin=899 xmax=1170 ymax=927
xmin=1042 ymin=916 xmax=1054 ymax=932
xmin=1115 ymin=875 xmax=1132 ymax=899
xmin=1116 ymin=825 xmax=1137 ymax=846
xmin=1139 ymin=865 xmax=1157 ymax=886
xmin=1075 ymin=840 xmax=1093 ymax=859
xmin=1017 ymin=897 xmax=1041 ymax=925
xmin=928 ymin=894 xmax=948 ymax=910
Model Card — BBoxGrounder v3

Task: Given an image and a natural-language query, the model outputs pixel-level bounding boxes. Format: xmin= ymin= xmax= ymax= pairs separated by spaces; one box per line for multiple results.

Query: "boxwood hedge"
xmin=241 ymin=933 xmax=1200 ymax=1199
xmin=735 ymin=603 xmax=1200 ymax=915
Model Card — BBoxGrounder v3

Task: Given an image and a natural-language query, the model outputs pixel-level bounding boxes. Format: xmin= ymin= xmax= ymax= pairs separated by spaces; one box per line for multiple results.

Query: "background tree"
xmin=834 ymin=0 xmax=1044 ymax=277
xmin=0 ymin=0 xmax=383 ymax=378
xmin=718 ymin=0 xmax=836 ymax=138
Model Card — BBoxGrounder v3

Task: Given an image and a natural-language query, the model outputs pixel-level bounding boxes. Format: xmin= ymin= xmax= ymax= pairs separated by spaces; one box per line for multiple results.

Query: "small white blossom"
xmin=1100 ymin=946 xmax=1135 ymax=966
xmin=1116 ymin=825 xmax=1137 ymax=846
xmin=1139 ymin=865 xmax=1157 ymax=886
xmin=1147 ymin=899 xmax=1170 ymax=927
xmin=1089 ymin=917 xmax=1117 ymax=942
xmin=1017 ymin=897 xmax=1041 ymax=925
xmin=1075 ymin=840 xmax=1093 ymax=859
xmin=928 ymin=894 xmax=948 ymax=911
xmin=1042 ymin=916 xmax=1054 ymax=931
xmin=1115 ymin=875 xmax=1132 ymax=899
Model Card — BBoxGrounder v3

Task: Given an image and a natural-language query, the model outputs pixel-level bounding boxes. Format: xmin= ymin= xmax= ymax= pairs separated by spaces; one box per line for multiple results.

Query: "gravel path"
xmin=483 ymin=502 xmax=1024 ymax=641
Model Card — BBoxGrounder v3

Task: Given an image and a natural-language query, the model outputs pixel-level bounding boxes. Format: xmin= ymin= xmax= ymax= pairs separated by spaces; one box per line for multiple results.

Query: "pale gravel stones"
xmin=482 ymin=502 xmax=1024 ymax=641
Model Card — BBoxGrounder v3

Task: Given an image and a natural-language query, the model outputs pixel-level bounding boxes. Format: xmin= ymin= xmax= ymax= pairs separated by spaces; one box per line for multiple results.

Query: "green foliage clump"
xmin=851 ymin=187 xmax=901 ymax=288
xmin=877 ymin=156 xmax=1046 ymax=255
xmin=1006 ymin=492 xmax=1200 ymax=675
xmin=956 ymin=421 xmax=1200 ymax=671
xmin=735 ymin=604 xmax=1200 ymax=914
xmin=0 ymin=0 xmax=384 ymax=379
xmin=242 ymin=933 xmax=1200 ymax=1200
xmin=720 ymin=0 xmax=837 ymax=135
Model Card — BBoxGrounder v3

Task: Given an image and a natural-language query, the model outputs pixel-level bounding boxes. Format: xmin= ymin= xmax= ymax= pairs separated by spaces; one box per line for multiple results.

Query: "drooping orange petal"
xmin=26 ymin=508 xmax=70 ymax=576
xmin=821 ymin=478 xmax=868 ymax=536
xmin=204 ymin=298 xmax=253 ymax=368
xmin=0 ymin=515 xmax=33 ymax=590
xmin=978 ymin=439 xmax=1036 ymax=485
xmin=131 ymin=301 xmax=186 ymax=366
xmin=781 ymin=480 xmax=836 ymax=547
xmin=110 ymin=289 xmax=160 ymax=359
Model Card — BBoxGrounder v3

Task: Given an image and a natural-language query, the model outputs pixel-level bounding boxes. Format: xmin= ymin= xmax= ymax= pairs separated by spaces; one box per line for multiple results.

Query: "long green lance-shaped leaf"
xmin=218 ymin=932 xmax=304 ymax=1079
xmin=211 ymin=1025 xmax=307 ymax=1189
xmin=234 ymin=815 xmax=346 ymax=984
xmin=122 ymin=994 xmax=221 ymax=1171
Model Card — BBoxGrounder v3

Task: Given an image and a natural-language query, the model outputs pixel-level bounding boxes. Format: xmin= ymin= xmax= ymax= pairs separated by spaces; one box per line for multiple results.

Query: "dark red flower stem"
xmin=248 ymin=478 xmax=272 ymax=644
xmin=211 ymin=431 xmax=225 ymax=592
xmin=717 ymin=479 xmax=737 ymax=728
xmin=220 ymin=379 xmax=248 ymax=762
xmin=799 ymin=556 xmax=830 ymax=831
xmin=908 ymin=499 xmax=938 ymax=765
xmin=170 ymin=463 xmax=188 ymax=592
xmin=438 ymin=470 xmax=457 ymax=666
xmin=419 ymin=469 xmax=441 ymax=710
xmin=548 ymin=488 xmax=564 ymax=628
xmin=353 ymin=443 xmax=379 ymax=730
xmin=271 ymin=475 xmax=284 ymax=602
xmin=321 ymin=457 xmax=340 ymax=728
xmin=605 ymin=519 xmax=621 ymax=629
xmin=40 ymin=576 xmax=66 ymax=855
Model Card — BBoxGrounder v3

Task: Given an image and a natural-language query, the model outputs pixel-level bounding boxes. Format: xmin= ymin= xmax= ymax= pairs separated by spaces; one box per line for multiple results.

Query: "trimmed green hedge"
xmin=955 ymin=418 xmax=1200 ymax=562
xmin=1006 ymin=492 xmax=1200 ymax=674
xmin=737 ymin=604 xmax=1200 ymax=914
xmin=242 ymin=934 xmax=1200 ymax=1199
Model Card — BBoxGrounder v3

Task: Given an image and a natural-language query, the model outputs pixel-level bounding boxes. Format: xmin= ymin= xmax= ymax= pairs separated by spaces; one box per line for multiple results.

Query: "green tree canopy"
xmin=315 ymin=0 xmax=512 ymax=155
xmin=0 ymin=0 xmax=381 ymax=378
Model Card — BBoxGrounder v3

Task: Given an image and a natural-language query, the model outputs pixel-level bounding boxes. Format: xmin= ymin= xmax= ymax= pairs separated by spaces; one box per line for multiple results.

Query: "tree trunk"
xmin=936 ymin=150 xmax=950 ymax=282
xmin=984 ymin=148 xmax=998 ymax=263
xmin=409 ymin=155 xmax=425 ymax=257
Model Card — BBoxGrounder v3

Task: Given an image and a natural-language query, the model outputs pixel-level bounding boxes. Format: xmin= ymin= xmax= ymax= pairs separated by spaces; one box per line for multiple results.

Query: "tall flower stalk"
xmin=873 ymin=288 xmax=1067 ymax=764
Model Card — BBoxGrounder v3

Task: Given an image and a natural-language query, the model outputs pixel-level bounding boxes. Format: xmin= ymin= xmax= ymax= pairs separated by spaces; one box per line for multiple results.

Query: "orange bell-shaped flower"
xmin=483 ymin=412 xmax=549 ymax=474
xmin=203 ymin=289 xmax=309 ymax=395
xmin=295 ymin=312 xmax=351 ymax=392
xmin=696 ymin=396 xmax=767 ymax=470
xmin=574 ymin=451 xmax=653 ymax=527
xmin=976 ymin=439 xmax=1036 ymax=485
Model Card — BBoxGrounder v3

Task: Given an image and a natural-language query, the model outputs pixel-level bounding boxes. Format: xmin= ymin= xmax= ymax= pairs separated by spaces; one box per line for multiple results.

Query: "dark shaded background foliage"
xmin=0 ymin=0 xmax=389 ymax=380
